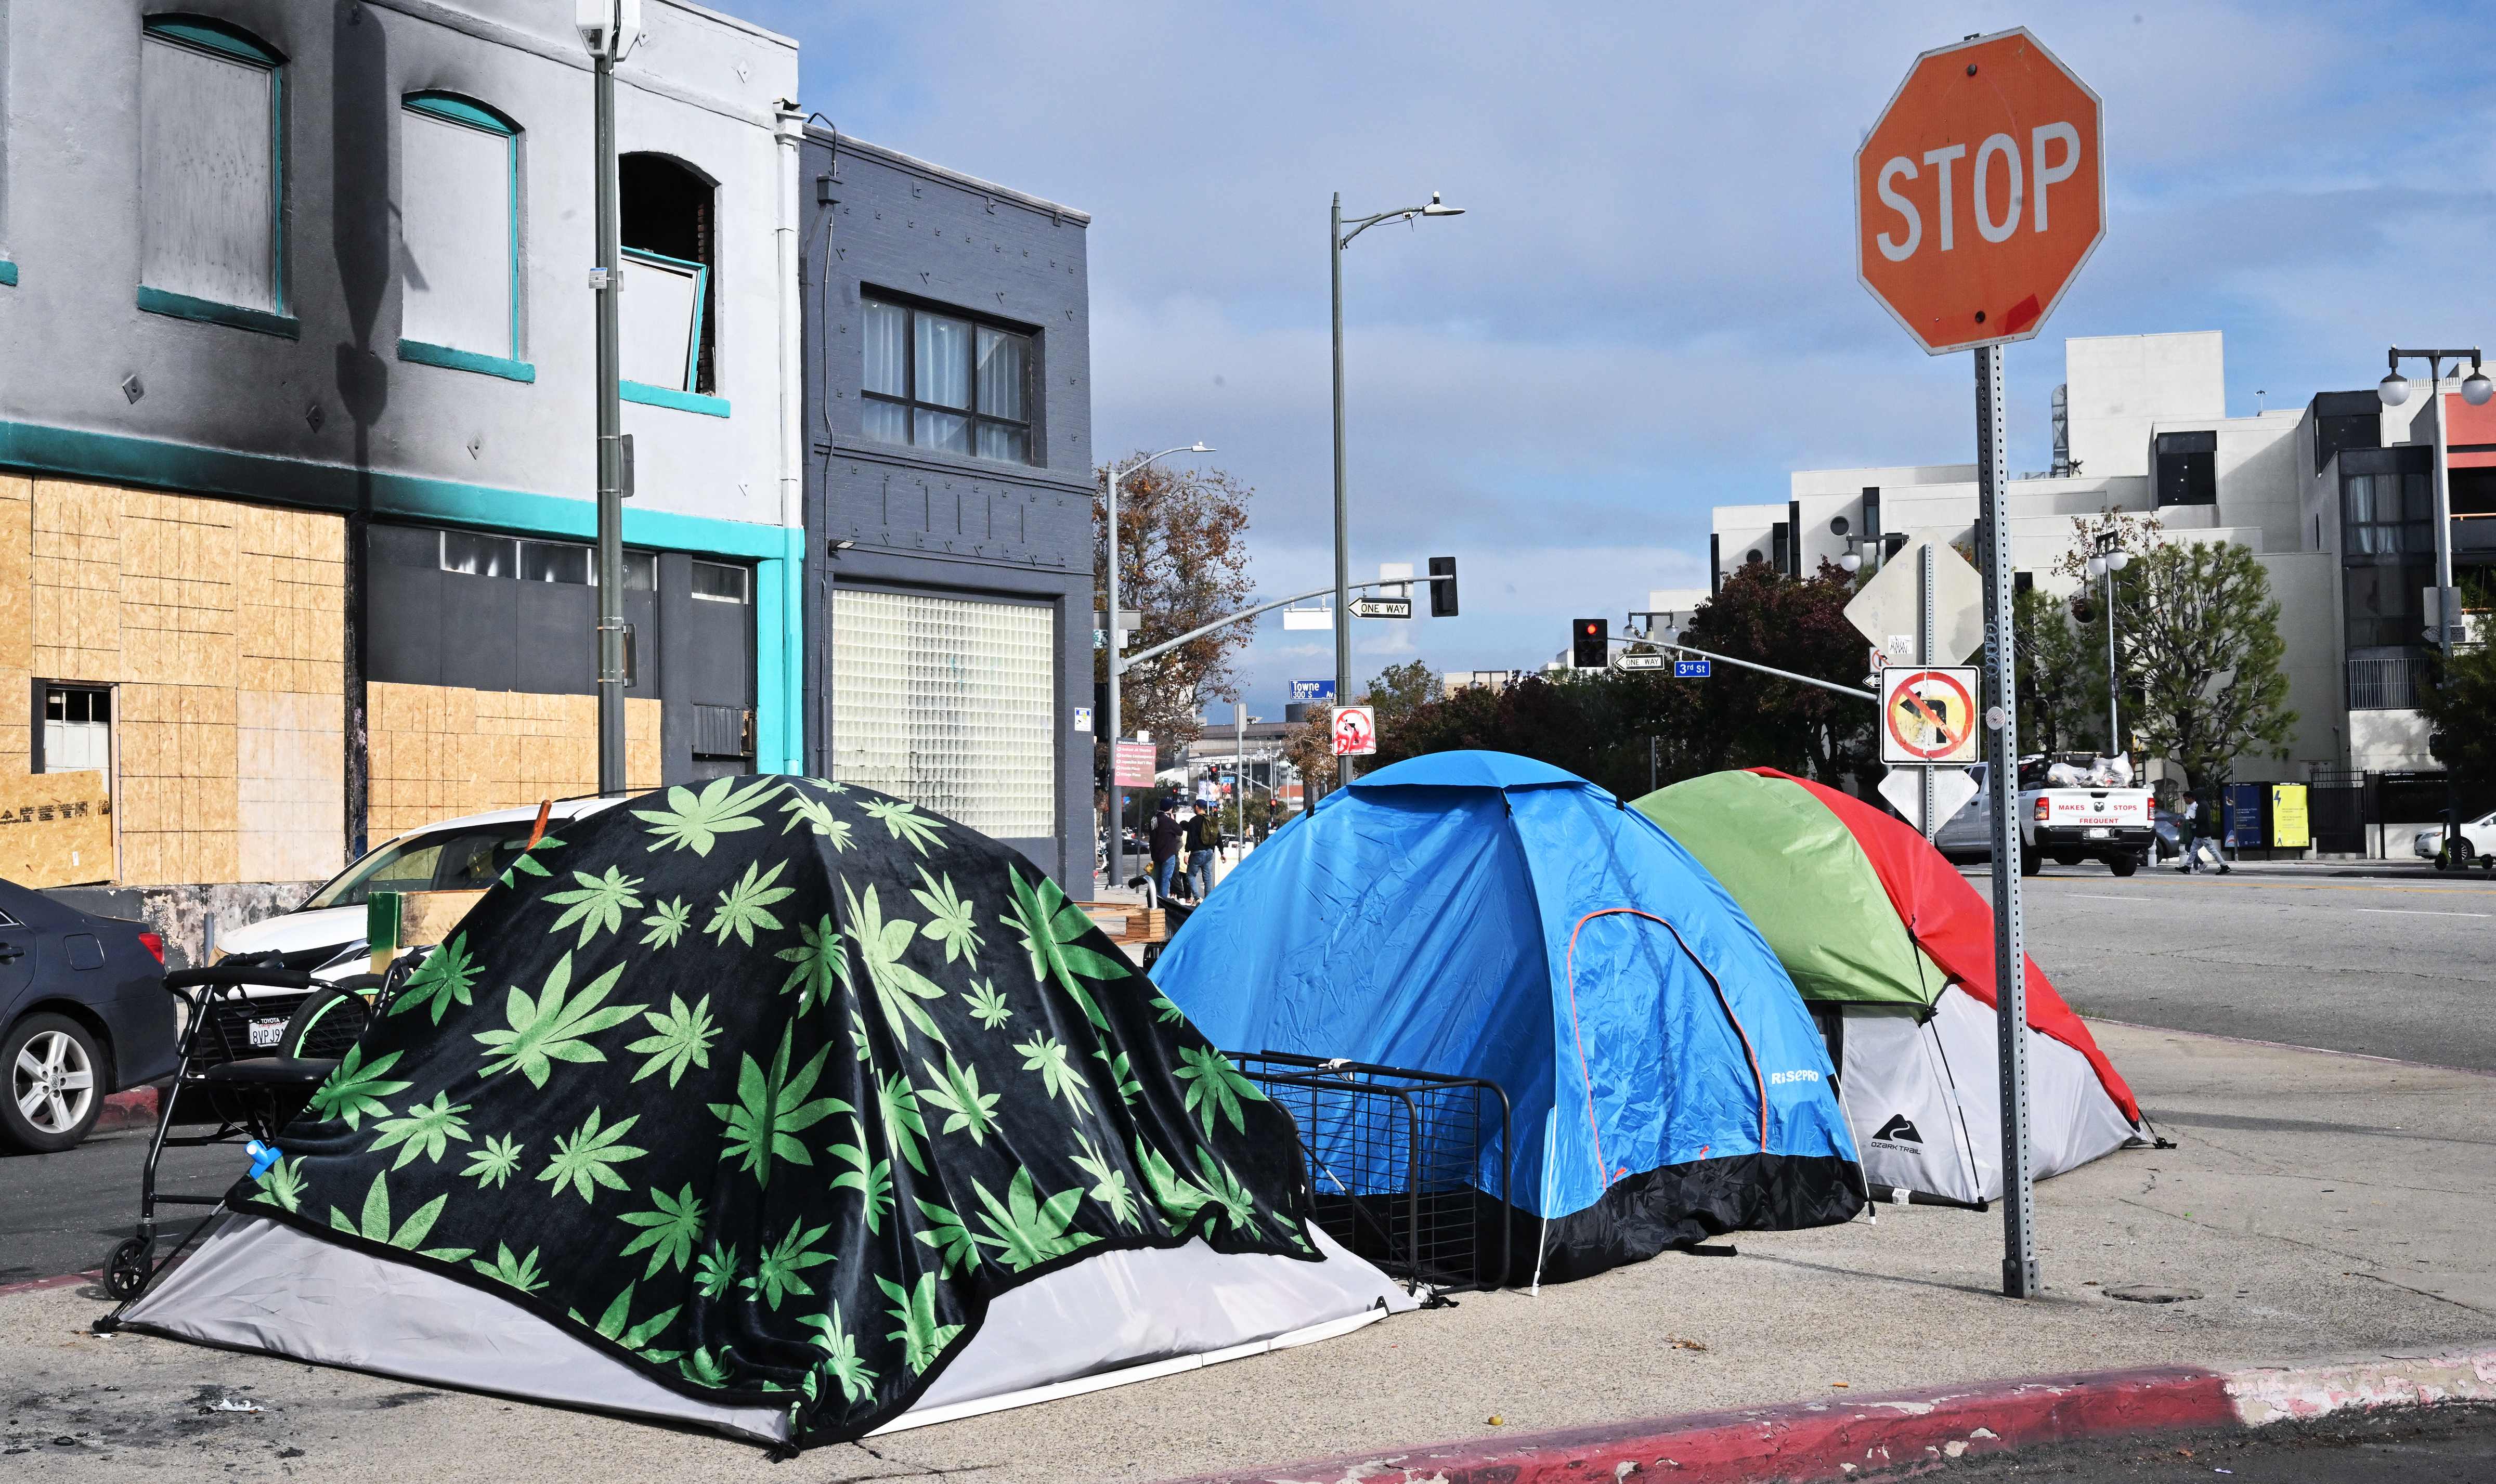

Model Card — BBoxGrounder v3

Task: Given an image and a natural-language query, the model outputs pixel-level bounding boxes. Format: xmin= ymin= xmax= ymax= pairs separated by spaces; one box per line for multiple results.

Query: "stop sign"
xmin=1854 ymin=29 xmax=2103 ymax=356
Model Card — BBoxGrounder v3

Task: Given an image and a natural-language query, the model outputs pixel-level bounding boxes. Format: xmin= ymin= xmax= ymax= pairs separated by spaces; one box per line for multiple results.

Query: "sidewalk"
xmin=5 ymin=1021 xmax=2489 ymax=1481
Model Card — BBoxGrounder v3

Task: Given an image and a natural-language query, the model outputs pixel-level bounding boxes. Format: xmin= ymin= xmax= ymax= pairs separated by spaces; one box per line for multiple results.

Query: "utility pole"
xmin=580 ymin=1 xmax=639 ymax=795
xmin=1329 ymin=192 xmax=1351 ymax=783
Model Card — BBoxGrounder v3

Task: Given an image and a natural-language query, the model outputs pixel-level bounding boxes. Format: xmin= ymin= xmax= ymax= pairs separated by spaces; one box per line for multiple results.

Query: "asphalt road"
xmin=0 ymin=1123 xmax=232 ymax=1287
xmin=1905 ymin=1404 xmax=2496 ymax=1481
xmin=1999 ymin=864 xmax=2496 ymax=1072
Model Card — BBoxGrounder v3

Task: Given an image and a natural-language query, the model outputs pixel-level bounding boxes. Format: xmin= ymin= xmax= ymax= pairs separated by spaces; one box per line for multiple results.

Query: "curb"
xmin=1168 ymin=1348 xmax=2496 ymax=1484
xmin=0 ymin=1269 xmax=100 ymax=1300
xmin=97 ymin=1086 xmax=157 ymax=1133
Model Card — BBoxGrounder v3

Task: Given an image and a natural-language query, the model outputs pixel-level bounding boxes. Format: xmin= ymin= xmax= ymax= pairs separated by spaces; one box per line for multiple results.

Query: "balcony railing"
xmin=2347 ymin=655 xmax=2420 ymax=711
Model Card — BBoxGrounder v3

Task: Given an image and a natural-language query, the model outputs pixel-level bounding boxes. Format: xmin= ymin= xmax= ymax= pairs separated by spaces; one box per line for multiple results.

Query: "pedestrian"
xmin=2177 ymin=790 xmax=2231 ymax=875
xmin=1185 ymin=807 xmax=1217 ymax=900
xmin=1149 ymin=803 xmax=1184 ymax=902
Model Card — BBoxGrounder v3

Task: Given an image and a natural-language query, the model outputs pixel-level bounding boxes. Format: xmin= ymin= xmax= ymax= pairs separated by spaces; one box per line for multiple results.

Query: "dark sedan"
xmin=0 ymin=878 xmax=169 ymax=1153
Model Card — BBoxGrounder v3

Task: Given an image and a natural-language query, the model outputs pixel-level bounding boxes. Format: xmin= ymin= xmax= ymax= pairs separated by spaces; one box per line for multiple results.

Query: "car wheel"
xmin=2020 ymin=849 xmax=2043 ymax=877
xmin=2 ymin=1012 xmax=105 ymax=1153
xmin=2108 ymin=853 xmax=2138 ymax=877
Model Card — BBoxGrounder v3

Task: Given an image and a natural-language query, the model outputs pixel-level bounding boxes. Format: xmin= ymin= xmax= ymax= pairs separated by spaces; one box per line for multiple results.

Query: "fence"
xmin=1228 ymin=1050 xmax=1511 ymax=1297
xmin=2302 ymin=765 xmax=2493 ymax=857
xmin=2346 ymin=655 xmax=2420 ymax=711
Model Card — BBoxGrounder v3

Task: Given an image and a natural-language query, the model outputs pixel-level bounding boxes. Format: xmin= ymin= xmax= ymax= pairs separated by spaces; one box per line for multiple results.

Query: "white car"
xmin=201 ymin=797 xmax=627 ymax=1058
xmin=2413 ymin=810 xmax=2496 ymax=870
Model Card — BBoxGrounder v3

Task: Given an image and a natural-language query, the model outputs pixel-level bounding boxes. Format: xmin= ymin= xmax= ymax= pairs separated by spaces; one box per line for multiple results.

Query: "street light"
xmin=2379 ymin=345 xmax=2484 ymax=861
xmin=2083 ymin=530 xmax=2133 ymax=757
xmin=577 ymin=0 xmax=642 ymax=795
xmin=1331 ymin=188 xmax=1465 ymax=781
xmin=1103 ymin=442 xmax=1212 ymax=892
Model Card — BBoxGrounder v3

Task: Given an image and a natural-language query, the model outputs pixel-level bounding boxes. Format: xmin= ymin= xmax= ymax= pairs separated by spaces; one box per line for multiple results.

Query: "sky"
xmin=714 ymin=1 xmax=2496 ymax=721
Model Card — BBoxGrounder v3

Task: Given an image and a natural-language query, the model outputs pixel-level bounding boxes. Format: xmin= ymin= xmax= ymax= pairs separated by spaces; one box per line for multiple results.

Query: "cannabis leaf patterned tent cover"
xmin=123 ymin=778 xmax=1396 ymax=1446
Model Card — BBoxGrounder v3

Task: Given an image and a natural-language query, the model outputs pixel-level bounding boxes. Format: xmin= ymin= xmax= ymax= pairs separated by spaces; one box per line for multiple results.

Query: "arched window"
xmin=137 ymin=15 xmax=290 ymax=332
xmin=397 ymin=92 xmax=528 ymax=379
xmin=619 ymin=152 xmax=717 ymax=404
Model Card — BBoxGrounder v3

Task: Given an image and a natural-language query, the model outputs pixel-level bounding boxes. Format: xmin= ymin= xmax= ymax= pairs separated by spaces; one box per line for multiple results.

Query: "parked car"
xmin=1931 ymin=757 xmax=2156 ymax=875
xmin=2413 ymin=809 xmax=2496 ymax=870
xmin=0 ymin=877 xmax=168 ymax=1153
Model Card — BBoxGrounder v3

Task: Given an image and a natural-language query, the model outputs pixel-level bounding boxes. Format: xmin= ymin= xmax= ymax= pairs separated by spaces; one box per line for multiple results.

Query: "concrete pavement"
xmin=3 ymin=1019 xmax=2489 ymax=1481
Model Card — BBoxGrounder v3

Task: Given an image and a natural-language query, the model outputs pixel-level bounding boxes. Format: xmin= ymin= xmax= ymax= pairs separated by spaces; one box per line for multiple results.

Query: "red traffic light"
xmin=1571 ymin=619 xmax=1608 ymax=670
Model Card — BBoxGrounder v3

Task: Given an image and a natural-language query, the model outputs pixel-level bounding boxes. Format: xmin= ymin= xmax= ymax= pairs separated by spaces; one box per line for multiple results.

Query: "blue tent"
xmin=1154 ymin=751 xmax=1863 ymax=1283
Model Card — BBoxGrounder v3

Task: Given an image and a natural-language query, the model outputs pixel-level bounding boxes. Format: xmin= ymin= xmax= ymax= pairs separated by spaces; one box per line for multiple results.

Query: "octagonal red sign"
xmin=1854 ymin=29 xmax=2104 ymax=356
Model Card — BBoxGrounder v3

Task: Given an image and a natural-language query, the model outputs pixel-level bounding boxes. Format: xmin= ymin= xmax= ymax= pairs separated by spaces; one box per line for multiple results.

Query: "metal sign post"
xmin=1919 ymin=542 xmax=1936 ymax=842
xmin=1976 ymin=343 xmax=2038 ymax=1299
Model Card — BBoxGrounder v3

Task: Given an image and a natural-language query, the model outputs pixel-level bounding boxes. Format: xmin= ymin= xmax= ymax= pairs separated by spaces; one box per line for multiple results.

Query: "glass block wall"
xmin=831 ymin=588 xmax=1055 ymax=838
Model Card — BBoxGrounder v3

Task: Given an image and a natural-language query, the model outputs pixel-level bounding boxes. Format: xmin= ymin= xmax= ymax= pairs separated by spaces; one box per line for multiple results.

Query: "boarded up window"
xmin=399 ymin=96 xmax=517 ymax=357
xmin=139 ymin=23 xmax=280 ymax=311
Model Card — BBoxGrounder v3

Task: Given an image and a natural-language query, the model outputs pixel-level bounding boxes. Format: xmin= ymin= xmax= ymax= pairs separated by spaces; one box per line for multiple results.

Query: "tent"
xmin=118 ymin=776 xmax=1411 ymax=1448
xmin=1634 ymin=769 xmax=2147 ymax=1207
xmin=1152 ymin=751 xmax=1864 ymax=1286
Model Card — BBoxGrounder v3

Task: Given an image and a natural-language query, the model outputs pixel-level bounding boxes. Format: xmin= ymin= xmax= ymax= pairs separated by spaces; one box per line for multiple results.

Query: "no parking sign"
xmin=1880 ymin=666 xmax=1980 ymax=764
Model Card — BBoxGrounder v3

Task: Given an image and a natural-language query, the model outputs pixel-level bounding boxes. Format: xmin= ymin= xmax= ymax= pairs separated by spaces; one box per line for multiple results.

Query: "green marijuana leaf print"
xmin=473 ymin=952 xmax=641 ymax=1087
xmin=1133 ymin=1138 xmax=1213 ymax=1230
xmin=842 ymin=881 xmax=949 ymax=1047
xmin=617 ymin=1184 xmax=707 ymax=1279
xmin=470 ymin=1242 xmax=548 ymax=1295
xmin=969 ymin=1169 xmax=1099 ymax=1271
xmin=1004 ymin=868 xmax=1128 ymax=1030
xmin=545 ymin=865 xmax=645 ymax=949
xmin=876 ymin=1070 xmax=930 ymax=1176
xmin=307 ymin=1045 xmax=411 ymax=1129
xmin=537 ymin=1108 xmax=649 ymax=1204
xmin=878 ymin=1272 xmax=963 ymax=1374
xmin=251 ymin=1155 xmax=308 ymax=1214
xmin=578 ymin=1280 xmax=683 ymax=1355
xmin=779 ymin=791 xmax=855 ymax=851
xmin=497 ymin=834 xmax=566 ymax=888
xmin=1149 ymin=991 xmax=1187 ymax=1024
xmin=776 ymin=916 xmax=851 ymax=1014
xmin=1014 ymin=1033 xmax=1090 ymax=1110
xmin=369 ymin=1090 xmax=472 ymax=1169
xmin=680 ymin=1347 xmax=732 ymax=1388
xmin=625 ymin=993 xmax=720 ymax=1086
xmin=827 ymin=1117 xmax=895 ymax=1234
xmin=1093 ymin=1047 xmax=1144 ymax=1107
xmin=909 ymin=868 xmax=983 ymax=966
xmin=799 ymin=1304 xmax=878 ymax=1404
xmin=693 ymin=1242 xmax=742 ymax=1300
xmin=1177 ymin=1045 xmax=1268 ymax=1135
xmin=860 ymin=797 xmax=946 ymax=854
xmin=963 ymin=978 xmax=1012 ymax=1030
xmin=911 ymin=1198 xmax=981 ymax=1276
xmin=1194 ymin=1148 xmax=1259 ymax=1232
xmin=1071 ymin=1131 xmax=1140 ymax=1228
xmin=706 ymin=858 xmax=794 ymax=946
xmin=745 ymin=1221 xmax=836 ymax=1310
xmin=328 ymin=1172 xmax=473 ymax=1262
xmin=392 ymin=933 xmax=481 ymax=1024
xmin=914 ymin=1050 xmax=1000 ymax=1145
xmin=632 ymin=775 xmax=776 ymax=855
xmin=463 ymin=1133 xmax=524 ymax=1189
xmin=639 ymin=896 xmax=692 ymax=948
xmin=711 ymin=1022 xmax=851 ymax=1187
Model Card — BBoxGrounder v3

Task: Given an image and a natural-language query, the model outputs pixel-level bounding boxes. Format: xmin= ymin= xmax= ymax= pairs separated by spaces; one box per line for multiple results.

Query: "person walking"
xmin=1148 ymin=803 xmax=1184 ymax=902
xmin=2177 ymin=790 xmax=2231 ymax=874
xmin=1185 ymin=808 xmax=1217 ymax=900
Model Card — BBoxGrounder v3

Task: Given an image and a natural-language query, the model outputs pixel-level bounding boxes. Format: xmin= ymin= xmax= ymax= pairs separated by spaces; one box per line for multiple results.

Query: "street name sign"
xmin=1349 ymin=597 xmax=1412 ymax=619
xmin=1854 ymin=28 xmax=2105 ymax=355
xmin=1330 ymin=705 xmax=1377 ymax=757
xmin=1878 ymin=765 xmax=1979 ymax=832
xmin=1673 ymin=658 xmax=1712 ymax=679
xmin=1289 ymin=679 xmax=1337 ymax=703
xmin=1843 ymin=529 xmax=1985 ymax=665
xmin=1112 ymin=741 xmax=1156 ymax=788
xmin=1615 ymin=652 xmax=1668 ymax=671
xmin=1880 ymin=665 xmax=1981 ymax=765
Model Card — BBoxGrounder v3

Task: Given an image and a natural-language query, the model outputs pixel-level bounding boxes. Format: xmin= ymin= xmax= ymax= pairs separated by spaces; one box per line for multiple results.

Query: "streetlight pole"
xmin=1103 ymin=443 xmax=1210 ymax=892
xmin=578 ymin=1 xmax=640 ymax=796
xmin=2084 ymin=529 xmax=2132 ymax=758
xmin=1331 ymin=189 xmax=1465 ymax=783
xmin=2378 ymin=347 xmax=2492 ymax=860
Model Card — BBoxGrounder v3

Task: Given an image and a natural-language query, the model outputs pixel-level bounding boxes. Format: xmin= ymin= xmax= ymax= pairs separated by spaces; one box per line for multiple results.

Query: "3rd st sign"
xmin=1855 ymin=29 xmax=2104 ymax=355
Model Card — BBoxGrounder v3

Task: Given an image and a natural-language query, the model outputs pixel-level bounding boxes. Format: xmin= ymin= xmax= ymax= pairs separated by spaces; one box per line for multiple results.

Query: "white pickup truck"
xmin=1931 ymin=754 xmax=2156 ymax=877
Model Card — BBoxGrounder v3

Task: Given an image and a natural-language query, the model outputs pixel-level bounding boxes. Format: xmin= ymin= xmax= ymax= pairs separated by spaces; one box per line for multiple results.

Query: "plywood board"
xmin=0 ymin=770 xmax=115 ymax=887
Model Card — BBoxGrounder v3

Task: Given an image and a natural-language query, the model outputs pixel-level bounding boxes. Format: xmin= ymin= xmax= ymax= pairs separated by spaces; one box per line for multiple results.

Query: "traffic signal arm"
xmin=1617 ymin=632 xmax=1879 ymax=702
xmin=1117 ymin=571 xmax=1462 ymax=671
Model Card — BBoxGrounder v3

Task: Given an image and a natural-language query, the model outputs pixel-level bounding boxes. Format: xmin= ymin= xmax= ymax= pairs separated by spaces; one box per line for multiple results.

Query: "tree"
xmin=2116 ymin=540 xmax=2295 ymax=794
xmin=2014 ymin=585 xmax=2097 ymax=754
xmin=2416 ymin=577 xmax=2496 ymax=791
xmin=1093 ymin=458 xmax=1256 ymax=764
xmin=1277 ymin=660 xmax=1447 ymax=803
xmin=1676 ymin=562 xmax=1877 ymax=780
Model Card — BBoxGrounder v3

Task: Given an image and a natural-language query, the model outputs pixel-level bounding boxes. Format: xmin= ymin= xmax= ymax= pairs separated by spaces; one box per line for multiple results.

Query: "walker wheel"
xmin=105 ymin=1235 xmax=154 ymax=1299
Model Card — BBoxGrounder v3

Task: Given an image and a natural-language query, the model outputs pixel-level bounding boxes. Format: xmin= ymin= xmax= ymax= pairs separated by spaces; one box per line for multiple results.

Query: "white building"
xmin=1707 ymin=331 xmax=2493 ymax=783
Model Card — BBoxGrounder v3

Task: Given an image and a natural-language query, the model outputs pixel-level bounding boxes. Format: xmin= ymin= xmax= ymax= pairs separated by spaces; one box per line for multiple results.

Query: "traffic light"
xmin=1428 ymin=556 xmax=1459 ymax=617
xmin=1571 ymin=618 xmax=1607 ymax=669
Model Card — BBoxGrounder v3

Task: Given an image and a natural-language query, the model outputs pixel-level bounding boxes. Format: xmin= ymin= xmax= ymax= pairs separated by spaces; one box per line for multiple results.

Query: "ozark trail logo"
xmin=1871 ymin=1113 xmax=1922 ymax=1144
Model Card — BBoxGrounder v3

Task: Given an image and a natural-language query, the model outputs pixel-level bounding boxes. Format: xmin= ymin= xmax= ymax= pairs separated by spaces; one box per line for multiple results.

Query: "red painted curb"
xmin=97 ymin=1086 xmax=157 ymax=1132
xmin=0 ymin=1268 xmax=101 ymax=1300
xmin=1170 ymin=1365 xmax=2235 ymax=1484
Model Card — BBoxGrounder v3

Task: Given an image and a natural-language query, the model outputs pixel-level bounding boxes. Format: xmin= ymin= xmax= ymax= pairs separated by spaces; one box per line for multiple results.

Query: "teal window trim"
xmin=397 ymin=339 xmax=535 ymax=383
xmin=403 ymin=92 xmax=523 ymax=361
xmin=621 ymin=245 xmax=708 ymax=393
xmin=621 ymin=381 xmax=730 ymax=418
xmin=0 ymin=262 xmax=16 ymax=288
xmin=137 ymin=285 xmax=300 ymax=339
xmin=142 ymin=15 xmax=287 ymax=319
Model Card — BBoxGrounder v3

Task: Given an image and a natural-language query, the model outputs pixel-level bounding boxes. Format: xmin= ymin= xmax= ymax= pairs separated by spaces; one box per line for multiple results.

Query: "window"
xmin=137 ymin=16 xmax=288 ymax=332
xmin=2154 ymin=431 xmax=2217 ymax=507
xmin=303 ymin=823 xmax=541 ymax=909
xmin=832 ymin=589 xmax=1055 ymax=837
xmin=2341 ymin=470 xmax=2434 ymax=653
xmin=1771 ymin=521 xmax=1790 ymax=575
xmin=2343 ymin=471 xmax=2430 ymax=558
xmin=397 ymin=92 xmax=526 ymax=378
xmin=1861 ymin=486 xmax=1882 ymax=539
xmin=619 ymin=153 xmax=717 ymax=407
xmin=440 ymin=530 xmax=652 ymax=589
xmin=861 ymin=296 xmax=1035 ymax=465
xmin=37 ymin=685 xmax=111 ymax=774
xmin=690 ymin=560 xmax=750 ymax=604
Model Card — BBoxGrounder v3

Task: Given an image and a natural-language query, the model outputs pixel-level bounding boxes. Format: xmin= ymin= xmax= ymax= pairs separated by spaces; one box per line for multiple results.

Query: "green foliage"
xmin=710 ymin=1022 xmax=850 ymax=1187
xmin=2014 ymin=584 xmax=2103 ymax=755
xmin=473 ymin=952 xmax=641 ymax=1087
xmin=2117 ymin=541 xmax=2296 ymax=792
xmin=308 ymin=1045 xmax=411 ymax=1129
xmin=2419 ymin=585 xmax=2496 ymax=790
xmin=625 ymin=994 xmax=720 ymax=1087
xmin=538 ymin=1108 xmax=649 ymax=1205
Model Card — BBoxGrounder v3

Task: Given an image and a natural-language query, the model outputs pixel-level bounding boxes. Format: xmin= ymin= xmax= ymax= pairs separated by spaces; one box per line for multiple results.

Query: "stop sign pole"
xmin=1855 ymin=28 xmax=2103 ymax=1300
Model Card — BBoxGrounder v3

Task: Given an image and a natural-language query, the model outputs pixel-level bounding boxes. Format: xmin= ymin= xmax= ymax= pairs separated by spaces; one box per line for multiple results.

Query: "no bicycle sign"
xmin=1881 ymin=666 xmax=1980 ymax=765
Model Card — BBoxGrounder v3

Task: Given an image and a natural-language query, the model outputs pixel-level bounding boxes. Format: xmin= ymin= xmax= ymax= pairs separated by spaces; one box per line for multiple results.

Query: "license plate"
xmin=2086 ymin=827 xmax=2111 ymax=839
xmin=248 ymin=1017 xmax=287 ymax=1049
